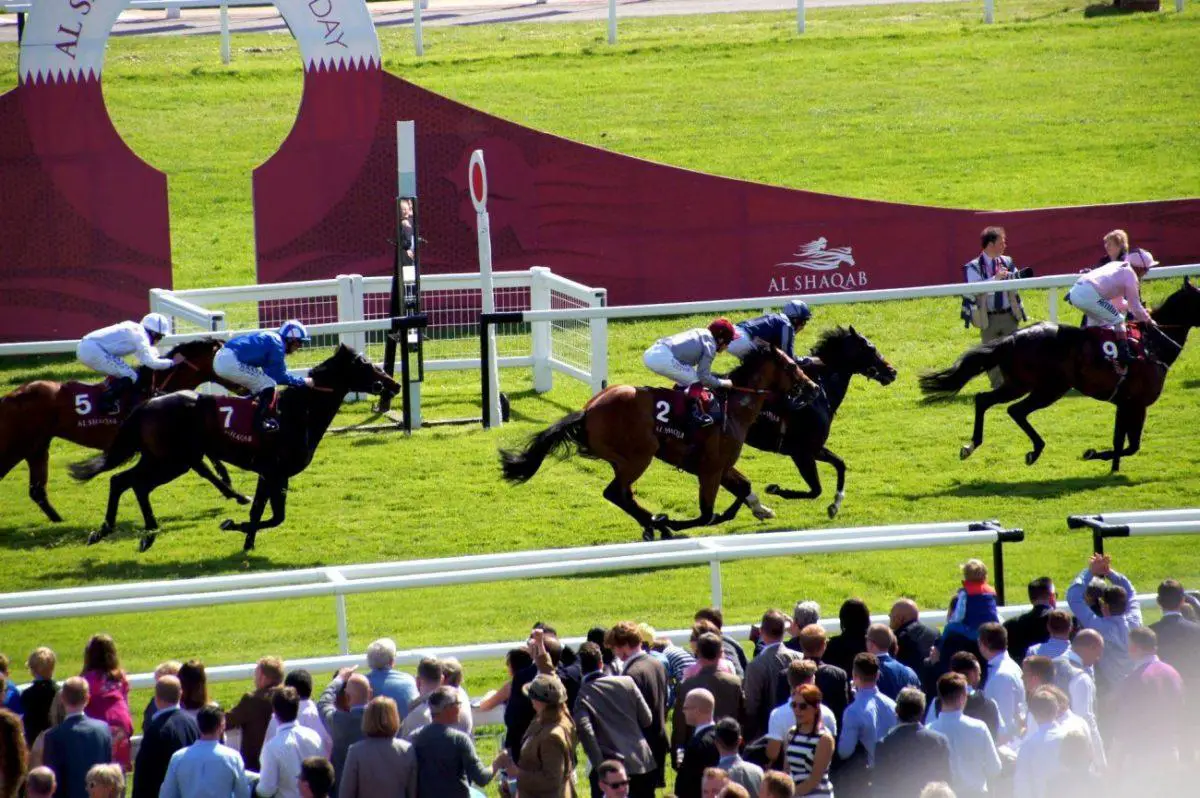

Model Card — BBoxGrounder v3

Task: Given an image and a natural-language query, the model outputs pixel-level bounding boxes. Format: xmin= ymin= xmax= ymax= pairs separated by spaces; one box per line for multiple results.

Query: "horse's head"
xmin=152 ymin=338 xmax=231 ymax=392
xmin=732 ymin=345 xmax=819 ymax=404
xmin=813 ymin=325 xmax=897 ymax=386
xmin=310 ymin=345 xmax=401 ymax=398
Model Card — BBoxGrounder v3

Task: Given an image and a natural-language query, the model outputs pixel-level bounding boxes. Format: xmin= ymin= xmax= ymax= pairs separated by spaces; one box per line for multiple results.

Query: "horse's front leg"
xmin=712 ymin=467 xmax=770 ymax=525
xmin=243 ymin=478 xmax=288 ymax=551
xmin=209 ymin=457 xmax=249 ymax=504
xmin=220 ymin=475 xmax=272 ymax=536
xmin=815 ymin=447 xmax=847 ymax=518
xmin=656 ymin=470 xmax=722 ymax=536
xmin=766 ymin=452 xmax=821 ymax=501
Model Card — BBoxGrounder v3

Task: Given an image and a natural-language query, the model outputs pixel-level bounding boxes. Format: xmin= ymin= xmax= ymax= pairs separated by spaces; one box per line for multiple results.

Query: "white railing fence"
xmin=1068 ymin=507 xmax=1200 ymax=555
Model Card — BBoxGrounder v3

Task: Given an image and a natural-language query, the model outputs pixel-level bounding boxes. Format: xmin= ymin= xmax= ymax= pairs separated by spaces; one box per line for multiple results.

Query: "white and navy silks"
xmin=76 ymin=321 xmax=174 ymax=381
xmin=728 ymin=312 xmax=811 ymax=366
xmin=213 ymin=331 xmax=307 ymax=394
xmin=643 ymin=328 xmax=726 ymax=390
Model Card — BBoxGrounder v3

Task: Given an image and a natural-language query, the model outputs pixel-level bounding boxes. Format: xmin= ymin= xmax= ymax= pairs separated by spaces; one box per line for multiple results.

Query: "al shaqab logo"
xmin=768 ymin=237 xmax=868 ymax=293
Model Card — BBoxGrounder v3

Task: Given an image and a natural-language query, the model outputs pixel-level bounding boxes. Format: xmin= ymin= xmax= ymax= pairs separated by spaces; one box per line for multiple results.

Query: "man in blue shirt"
xmin=729 ymin=299 xmax=813 ymax=362
xmin=212 ymin=320 xmax=312 ymax=432
xmin=1066 ymin=553 xmax=1143 ymax=691
xmin=365 ymin=638 xmax=418 ymax=719
xmin=837 ymin=653 xmax=898 ymax=767
xmin=865 ymin=624 xmax=921 ymax=699
xmin=160 ymin=705 xmax=251 ymax=798
xmin=928 ymin=673 xmax=1002 ymax=797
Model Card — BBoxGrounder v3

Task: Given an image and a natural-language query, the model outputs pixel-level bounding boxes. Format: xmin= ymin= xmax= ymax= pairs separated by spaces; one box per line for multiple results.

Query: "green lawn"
xmin=1 ymin=1 xmax=1199 ymax=773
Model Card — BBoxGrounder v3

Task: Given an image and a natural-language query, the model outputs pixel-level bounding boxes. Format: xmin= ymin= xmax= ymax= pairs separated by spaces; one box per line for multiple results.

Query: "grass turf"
xmin=0 ymin=1 xmax=1198 ymax=777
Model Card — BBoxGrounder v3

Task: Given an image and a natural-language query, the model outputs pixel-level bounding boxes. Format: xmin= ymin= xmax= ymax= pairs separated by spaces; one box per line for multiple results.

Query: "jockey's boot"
xmin=98 ymin=377 xmax=133 ymax=414
xmin=685 ymin=384 xmax=714 ymax=429
xmin=1115 ymin=338 xmax=1135 ymax=366
xmin=254 ymin=387 xmax=280 ymax=433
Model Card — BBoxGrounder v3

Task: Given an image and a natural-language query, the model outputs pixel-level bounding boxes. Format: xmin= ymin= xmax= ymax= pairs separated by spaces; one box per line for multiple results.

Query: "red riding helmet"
xmin=708 ymin=318 xmax=735 ymax=344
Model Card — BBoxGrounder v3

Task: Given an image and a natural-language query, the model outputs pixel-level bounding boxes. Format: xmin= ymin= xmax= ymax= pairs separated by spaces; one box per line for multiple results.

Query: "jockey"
xmin=728 ymin=299 xmax=813 ymax=363
xmin=1066 ymin=248 xmax=1158 ymax=365
xmin=213 ymin=320 xmax=313 ymax=432
xmin=642 ymin=319 xmax=736 ymax=428
xmin=76 ymin=313 xmax=179 ymax=412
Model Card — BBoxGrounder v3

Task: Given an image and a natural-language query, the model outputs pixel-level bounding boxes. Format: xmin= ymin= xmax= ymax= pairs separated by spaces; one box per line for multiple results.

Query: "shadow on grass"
xmin=917 ymin=474 xmax=1146 ymax=500
xmin=1083 ymin=3 xmax=1155 ymax=17
xmin=1183 ymin=379 xmax=1200 ymax=390
xmin=40 ymin=549 xmax=279 ymax=584
xmin=0 ymin=507 xmax=228 ymax=552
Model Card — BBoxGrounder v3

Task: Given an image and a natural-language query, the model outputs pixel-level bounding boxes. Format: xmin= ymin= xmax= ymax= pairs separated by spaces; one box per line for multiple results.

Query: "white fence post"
xmin=413 ymin=0 xmax=424 ymax=57
xmin=530 ymin=267 xmax=553 ymax=393
xmin=797 ymin=0 xmax=806 ymax=34
xmin=1048 ymin=287 xmax=1058 ymax=323
xmin=710 ymin=560 xmax=723 ymax=608
xmin=326 ymin=570 xmax=350 ymax=655
xmin=336 ymin=274 xmax=366 ymax=353
xmin=984 ymin=0 xmax=994 ymax=24
xmin=220 ymin=4 xmax=231 ymax=65
xmin=608 ymin=0 xmax=617 ymax=44
xmin=1178 ymin=0 xmax=1185 ymax=12
xmin=589 ymin=289 xmax=609 ymax=393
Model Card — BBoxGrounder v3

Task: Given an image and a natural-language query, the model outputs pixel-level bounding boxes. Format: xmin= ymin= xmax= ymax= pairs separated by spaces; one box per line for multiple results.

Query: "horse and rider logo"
xmin=768 ymin=237 xmax=868 ymax=293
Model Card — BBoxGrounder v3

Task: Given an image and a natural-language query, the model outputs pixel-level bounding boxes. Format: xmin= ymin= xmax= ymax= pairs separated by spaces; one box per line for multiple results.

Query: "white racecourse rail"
xmin=0 ymin=519 xmax=1022 ymax=653
xmin=1068 ymin=507 xmax=1200 ymax=555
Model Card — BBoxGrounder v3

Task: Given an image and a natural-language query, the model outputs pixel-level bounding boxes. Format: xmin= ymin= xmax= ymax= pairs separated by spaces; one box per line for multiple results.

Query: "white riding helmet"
xmin=141 ymin=312 xmax=171 ymax=337
xmin=279 ymin=320 xmax=311 ymax=343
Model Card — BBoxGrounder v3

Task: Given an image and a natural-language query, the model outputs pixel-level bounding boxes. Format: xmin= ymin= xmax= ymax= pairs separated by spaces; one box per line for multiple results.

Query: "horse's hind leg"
xmin=1007 ymin=387 xmax=1068 ymax=465
xmin=132 ymin=459 xmax=189 ymax=552
xmin=242 ymin=478 xmax=289 ymax=551
xmin=26 ymin=442 xmax=63 ymax=522
xmin=815 ymin=447 xmax=848 ymax=518
xmin=657 ymin=469 xmax=722 ymax=535
xmin=1084 ymin=404 xmax=1145 ymax=473
xmin=88 ymin=466 xmax=139 ymax=545
xmin=207 ymin=457 xmax=248 ymax=504
xmin=961 ymin=382 xmax=1026 ymax=460
xmin=192 ymin=459 xmax=250 ymax=504
xmin=602 ymin=457 xmax=657 ymax=541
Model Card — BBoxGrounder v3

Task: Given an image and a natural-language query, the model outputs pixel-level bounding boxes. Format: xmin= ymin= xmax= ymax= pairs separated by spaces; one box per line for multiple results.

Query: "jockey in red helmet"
xmin=643 ymin=318 xmax=735 ymax=428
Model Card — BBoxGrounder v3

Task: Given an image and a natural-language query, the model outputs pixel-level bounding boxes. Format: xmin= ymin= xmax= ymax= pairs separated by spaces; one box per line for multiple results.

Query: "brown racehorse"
xmin=920 ymin=278 xmax=1199 ymax=472
xmin=499 ymin=346 xmax=817 ymax=540
xmin=0 ymin=338 xmax=247 ymax=523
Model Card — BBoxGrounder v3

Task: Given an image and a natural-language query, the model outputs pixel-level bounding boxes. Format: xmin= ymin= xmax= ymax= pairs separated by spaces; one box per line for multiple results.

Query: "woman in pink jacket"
xmin=81 ymin=635 xmax=133 ymax=770
xmin=1067 ymin=248 xmax=1159 ymax=364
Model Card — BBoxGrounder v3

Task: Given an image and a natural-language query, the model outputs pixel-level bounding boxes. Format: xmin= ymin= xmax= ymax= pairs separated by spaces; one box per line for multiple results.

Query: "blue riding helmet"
xmin=783 ymin=299 xmax=812 ymax=324
xmin=279 ymin=320 xmax=311 ymax=343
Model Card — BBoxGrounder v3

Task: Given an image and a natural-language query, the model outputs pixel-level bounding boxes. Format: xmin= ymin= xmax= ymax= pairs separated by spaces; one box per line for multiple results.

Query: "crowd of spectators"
xmin=0 ymin=552 xmax=1197 ymax=797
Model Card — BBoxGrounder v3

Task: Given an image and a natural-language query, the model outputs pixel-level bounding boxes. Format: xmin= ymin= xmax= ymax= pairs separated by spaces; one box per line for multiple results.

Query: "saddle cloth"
xmin=1086 ymin=325 xmax=1144 ymax=362
xmin=65 ymin=381 xmax=125 ymax=428
xmin=212 ymin=395 xmax=261 ymax=448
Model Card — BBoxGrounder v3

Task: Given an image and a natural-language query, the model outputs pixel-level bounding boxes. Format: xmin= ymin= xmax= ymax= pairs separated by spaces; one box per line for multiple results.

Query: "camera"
xmin=1007 ymin=266 xmax=1035 ymax=279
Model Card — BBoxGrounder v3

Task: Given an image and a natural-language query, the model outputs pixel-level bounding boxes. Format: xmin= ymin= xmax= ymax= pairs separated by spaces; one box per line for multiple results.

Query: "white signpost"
xmin=470 ymin=150 xmax=503 ymax=427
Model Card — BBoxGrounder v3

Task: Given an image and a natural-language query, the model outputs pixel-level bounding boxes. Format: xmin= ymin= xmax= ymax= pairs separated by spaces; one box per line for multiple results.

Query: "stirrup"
xmin=694 ymin=413 xmax=714 ymax=428
xmin=259 ymin=417 xmax=280 ymax=433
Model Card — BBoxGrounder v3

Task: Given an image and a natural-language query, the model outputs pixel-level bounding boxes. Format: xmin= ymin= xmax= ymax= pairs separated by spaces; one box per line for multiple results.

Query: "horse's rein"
xmin=154 ymin=357 xmax=199 ymax=394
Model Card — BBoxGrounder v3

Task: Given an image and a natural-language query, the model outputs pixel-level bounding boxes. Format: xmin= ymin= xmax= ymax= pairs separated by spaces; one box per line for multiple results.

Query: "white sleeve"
xmin=766 ymin=704 xmax=791 ymax=741
xmin=134 ymin=335 xmax=175 ymax=370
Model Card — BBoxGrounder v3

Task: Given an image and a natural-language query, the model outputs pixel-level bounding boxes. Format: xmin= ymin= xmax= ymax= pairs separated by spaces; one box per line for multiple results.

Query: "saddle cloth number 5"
xmin=75 ymin=394 xmax=92 ymax=415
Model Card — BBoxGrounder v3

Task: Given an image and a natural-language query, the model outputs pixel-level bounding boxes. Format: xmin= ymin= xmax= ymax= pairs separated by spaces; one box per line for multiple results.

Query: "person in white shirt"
xmin=1014 ymin=689 xmax=1068 ymax=798
xmin=1026 ymin=610 xmax=1073 ymax=661
xmin=765 ymin=662 xmax=837 ymax=766
xmin=76 ymin=313 xmax=181 ymax=411
xmin=1053 ymin=629 xmax=1105 ymax=768
xmin=265 ymin=670 xmax=332 ymax=758
xmin=257 ymin=687 xmax=325 ymax=798
xmin=977 ymin=623 xmax=1026 ymax=744
xmin=928 ymin=673 xmax=1001 ymax=797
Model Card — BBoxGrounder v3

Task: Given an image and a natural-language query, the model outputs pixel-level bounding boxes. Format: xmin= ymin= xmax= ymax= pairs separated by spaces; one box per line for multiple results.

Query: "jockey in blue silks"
xmin=729 ymin=299 xmax=814 ymax=365
xmin=213 ymin=320 xmax=312 ymax=432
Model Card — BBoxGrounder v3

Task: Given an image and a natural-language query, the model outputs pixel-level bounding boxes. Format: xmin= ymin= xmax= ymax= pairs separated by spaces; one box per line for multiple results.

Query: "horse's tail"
xmin=69 ymin=407 xmax=145 ymax=482
xmin=919 ymin=339 xmax=1005 ymax=397
xmin=499 ymin=411 xmax=588 ymax=484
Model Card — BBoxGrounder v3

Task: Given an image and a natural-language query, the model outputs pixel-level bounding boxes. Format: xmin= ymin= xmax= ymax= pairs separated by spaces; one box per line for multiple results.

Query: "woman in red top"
xmin=81 ymin=635 xmax=133 ymax=770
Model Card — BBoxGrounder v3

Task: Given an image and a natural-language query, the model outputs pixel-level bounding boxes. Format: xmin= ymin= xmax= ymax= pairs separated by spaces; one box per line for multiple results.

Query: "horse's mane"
xmin=309 ymin=344 xmax=360 ymax=379
xmin=810 ymin=326 xmax=857 ymax=360
xmin=163 ymin=337 xmax=220 ymax=358
xmin=728 ymin=345 xmax=778 ymax=385
xmin=1152 ymin=280 xmax=1200 ymax=327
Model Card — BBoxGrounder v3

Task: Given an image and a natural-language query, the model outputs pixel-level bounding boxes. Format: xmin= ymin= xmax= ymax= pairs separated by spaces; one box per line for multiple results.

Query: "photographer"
xmin=961 ymin=226 xmax=1028 ymax=387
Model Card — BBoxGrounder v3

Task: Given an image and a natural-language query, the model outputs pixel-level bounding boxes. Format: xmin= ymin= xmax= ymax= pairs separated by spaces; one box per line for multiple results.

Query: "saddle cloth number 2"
xmin=655 ymin=400 xmax=670 ymax=424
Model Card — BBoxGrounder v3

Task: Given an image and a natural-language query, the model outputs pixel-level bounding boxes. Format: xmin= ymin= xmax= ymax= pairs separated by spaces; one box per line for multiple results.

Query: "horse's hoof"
xmin=827 ymin=504 xmax=839 ymax=519
xmin=1082 ymin=448 xmax=1098 ymax=461
xmin=138 ymin=534 xmax=157 ymax=553
xmin=765 ymin=484 xmax=781 ymax=496
xmin=751 ymin=504 xmax=775 ymax=521
xmin=86 ymin=531 xmax=102 ymax=546
xmin=651 ymin=513 xmax=669 ymax=528
xmin=1026 ymin=449 xmax=1042 ymax=466
xmin=44 ymin=508 xmax=64 ymax=523
xmin=233 ymin=494 xmax=251 ymax=506
xmin=219 ymin=519 xmax=237 ymax=531
xmin=641 ymin=528 xmax=655 ymax=542
xmin=960 ymin=444 xmax=975 ymax=460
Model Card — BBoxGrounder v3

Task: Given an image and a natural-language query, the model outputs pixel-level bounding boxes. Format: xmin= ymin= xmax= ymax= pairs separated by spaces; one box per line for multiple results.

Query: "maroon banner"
xmin=255 ymin=74 xmax=1200 ymax=303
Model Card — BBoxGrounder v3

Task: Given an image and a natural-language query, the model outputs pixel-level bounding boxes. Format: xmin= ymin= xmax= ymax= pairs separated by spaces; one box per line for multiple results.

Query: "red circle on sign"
xmin=470 ymin=161 xmax=485 ymax=204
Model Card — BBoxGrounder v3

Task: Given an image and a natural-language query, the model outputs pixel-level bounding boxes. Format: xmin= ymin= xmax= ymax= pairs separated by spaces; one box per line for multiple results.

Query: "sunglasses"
xmin=603 ymin=780 xmax=630 ymax=789
xmin=790 ymin=701 xmax=819 ymax=710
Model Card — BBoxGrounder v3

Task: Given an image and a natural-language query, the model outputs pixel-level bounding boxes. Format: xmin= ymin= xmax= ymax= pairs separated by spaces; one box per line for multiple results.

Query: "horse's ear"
xmin=1186 ymin=276 xmax=1193 ymax=289
xmin=849 ymin=325 xmax=858 ymax=336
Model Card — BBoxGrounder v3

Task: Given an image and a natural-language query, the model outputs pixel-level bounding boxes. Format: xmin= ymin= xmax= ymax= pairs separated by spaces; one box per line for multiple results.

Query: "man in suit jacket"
xmin=674 ymin=689 xmax=720 ymax=798
xmin=671 ymin=634 xmax=744 ymax=754
xmin=317 ymin=668 xmax=372 ymax=798
xmin=743 ymin=610 xmax=802 ymax=741
xmin=797 ymin=624 xmax=852 ymax=729
xmin=132 ymin=675 xmax=200 ymax=798
xmin=607 ymin=622 xmax=670 ymax=788
xmin=573 ymin=643 xmax=657 ymax=798
xmin=1150 ymin=579 xmax=1200 ymax=678
xmin=226 ymin=656 xmax=285 ymax=772
xmin=1003 ymin=577 xmax=1057 ymax=665
xmin=890 ymin=600 xmax=939 ymax=677
xmin=962 ymin=225 xmax=1025 ymax=388
xmin=43 ymin=677 xmax=112 ymax=798
xmin=873 ymin=687 xmax=951 ymax=798
xmin=695 ymin=608 xmax=748 ymax=678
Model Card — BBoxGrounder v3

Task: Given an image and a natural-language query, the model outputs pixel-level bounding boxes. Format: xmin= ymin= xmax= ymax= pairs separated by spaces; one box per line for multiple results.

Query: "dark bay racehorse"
xmin=0 ymin=339 xmax=245 ymax=522
xmin=920 ymin=278 xmax=1199 ymax=472
xmin=500 ymin=346 xmax=817 ymax=540
xmin=737 ymin=326 xmax=897 ymax=519
xmin=70 ymin=345 xmax=398 ymax=552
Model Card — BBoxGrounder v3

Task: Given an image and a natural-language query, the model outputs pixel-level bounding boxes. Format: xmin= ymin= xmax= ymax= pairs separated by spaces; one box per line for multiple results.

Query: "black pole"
xmin=400 ymin=327 xmax=412 ymax=435
xmin=480 ymin=316 xmax=492 ymax=429
xmin=992 ymin=539 xmax=1006 ymax=608
xmin=1093 ymin=531 xmax=1105 ymax=556
xmin=18 ymin=12 xmax=26 ymax=43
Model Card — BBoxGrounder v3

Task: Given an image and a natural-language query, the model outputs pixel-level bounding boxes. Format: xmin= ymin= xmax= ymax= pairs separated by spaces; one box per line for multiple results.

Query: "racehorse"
xmin=69 ymin=345 xmax=399 ymax=552
xmin=499 ymin=345 xmax=817 ymax=540
xmin=735 ymin=326 xmax=897 ymax=520
xmin=0 ymin=338 xmax=245 ymax=522
xmin=919 ymin=278 xmax=1199 ymax=472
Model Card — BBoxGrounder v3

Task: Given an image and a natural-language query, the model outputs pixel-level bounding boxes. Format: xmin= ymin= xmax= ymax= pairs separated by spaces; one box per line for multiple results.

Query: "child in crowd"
xmin=942 ymin=559 xmax=1000 ymax=641
xmin=0 ymin=654 xmax=21 ymax=714
xmin=22 ymin=648 xmax=60 ymax=746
